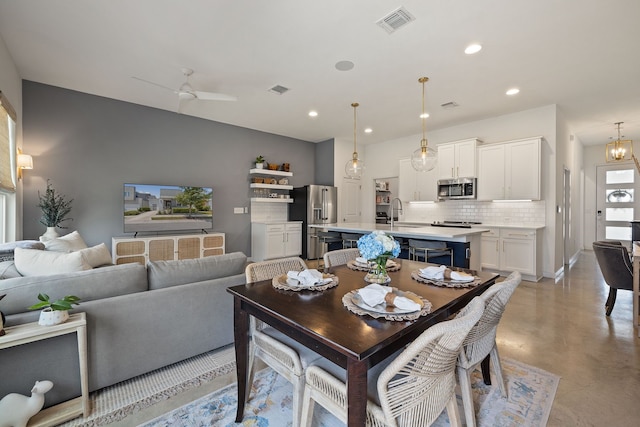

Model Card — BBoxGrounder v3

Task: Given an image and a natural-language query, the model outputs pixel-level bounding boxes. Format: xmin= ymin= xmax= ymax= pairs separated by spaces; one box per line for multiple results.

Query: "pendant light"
xmin=345 ymin=102 xmax=365 ymax=178
xmin=605 ymin=122 xmax=633 ymax=162
xmin=410 ymin=77 xmax=437 ymax=172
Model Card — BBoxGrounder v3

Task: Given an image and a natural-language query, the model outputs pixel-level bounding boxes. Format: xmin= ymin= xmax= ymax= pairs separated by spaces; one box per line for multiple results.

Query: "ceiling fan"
xmin=133 ymin=68 xmax=237 ymax=105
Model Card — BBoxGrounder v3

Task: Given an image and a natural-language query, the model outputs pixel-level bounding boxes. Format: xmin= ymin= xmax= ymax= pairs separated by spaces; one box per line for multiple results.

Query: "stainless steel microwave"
xmin=437 ymin=177 xmax=477 ymax=200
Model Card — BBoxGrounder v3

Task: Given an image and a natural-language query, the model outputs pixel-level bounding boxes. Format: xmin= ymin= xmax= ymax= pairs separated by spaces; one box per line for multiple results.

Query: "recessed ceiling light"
xmin=335 ymin=60 xmax=355 ymax=71
xmin=464 ymin=44 xmax=482 ymax=54
xmin=364 ymin=128 xmax=373 ymax=134
xmin=419 ymin=113 xmax=430 ymax=119
xmin=308 ymin=110 xmax=318 ymax=117
xmin=506 ymin=88 xmax=520 ymax=96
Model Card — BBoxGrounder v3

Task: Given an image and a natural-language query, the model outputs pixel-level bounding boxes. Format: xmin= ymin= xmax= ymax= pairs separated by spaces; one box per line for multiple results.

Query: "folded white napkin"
xmin=357 ymin=284 xmax=421 ymax=311
xmin=355 ymin=257 xmax=371 ymax=266
xmin=287 ymin=269 xmax=331 ymax=287
xmin=419 ymin=265 xmax=474 ymax=282
xmin=420 ymin=265 xmax=446 ymax=280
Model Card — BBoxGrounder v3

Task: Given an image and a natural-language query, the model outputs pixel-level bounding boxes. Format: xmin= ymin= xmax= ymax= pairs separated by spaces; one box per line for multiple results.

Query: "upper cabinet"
xmin=398 ymin=158 xmax=438 ymax=202
xmin=437 ymin=138 xmax=478 ymax=180
xmin=477 ymin=137 xmax=542 ymax=201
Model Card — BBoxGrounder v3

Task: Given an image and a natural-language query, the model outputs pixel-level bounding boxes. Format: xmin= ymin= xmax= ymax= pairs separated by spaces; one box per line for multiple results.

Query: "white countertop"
xmin=309 ymin=222 xmax=489 ymax=242
xmin=395 ymin=221 xmax=545 ymax=230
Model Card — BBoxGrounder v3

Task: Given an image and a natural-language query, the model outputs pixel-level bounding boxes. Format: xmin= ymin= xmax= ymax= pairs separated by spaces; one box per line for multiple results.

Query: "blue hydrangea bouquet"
xmin=357 ymin=231 xmax=401 ymax=283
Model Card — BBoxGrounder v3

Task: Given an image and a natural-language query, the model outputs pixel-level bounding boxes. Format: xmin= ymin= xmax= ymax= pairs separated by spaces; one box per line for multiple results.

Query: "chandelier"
xmin=345 ymin=102 xmax=365 ymax=178
xmin=410 ymin=77 xmax=437 ymax=172
xmin=606 ymin=122 xmax=633 ymax=162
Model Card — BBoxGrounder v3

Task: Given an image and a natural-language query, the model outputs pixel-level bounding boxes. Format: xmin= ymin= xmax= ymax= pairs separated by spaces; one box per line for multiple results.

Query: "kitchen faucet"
xmin=389 ymin=198 xmax=403 ymax=228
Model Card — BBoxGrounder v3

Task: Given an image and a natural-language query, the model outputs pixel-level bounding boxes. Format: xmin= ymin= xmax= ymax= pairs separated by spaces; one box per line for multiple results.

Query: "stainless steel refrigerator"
xmin=289 ymin=185 xmax=338 ymax=259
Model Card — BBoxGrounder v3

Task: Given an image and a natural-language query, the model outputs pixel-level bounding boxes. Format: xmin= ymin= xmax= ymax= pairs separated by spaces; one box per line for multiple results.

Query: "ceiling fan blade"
xmin=132 ymin=76 xmax=177 ymax=93
xmin=194 ymin=91 xmax=237 ymax=102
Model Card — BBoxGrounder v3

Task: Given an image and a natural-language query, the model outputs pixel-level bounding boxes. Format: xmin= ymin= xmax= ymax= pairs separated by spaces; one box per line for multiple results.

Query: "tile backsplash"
xmin=401 ymin=200 xmax=546 ymax=226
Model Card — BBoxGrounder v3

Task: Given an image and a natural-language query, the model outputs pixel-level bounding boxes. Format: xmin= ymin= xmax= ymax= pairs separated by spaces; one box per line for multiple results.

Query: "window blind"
xmin=0 ymin=91 xmax=17 ymax=192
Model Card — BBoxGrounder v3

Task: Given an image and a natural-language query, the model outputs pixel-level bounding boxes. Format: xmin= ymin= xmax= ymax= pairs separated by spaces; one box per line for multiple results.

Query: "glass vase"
xmin=364 ymin=256 xmax=390 ymax=284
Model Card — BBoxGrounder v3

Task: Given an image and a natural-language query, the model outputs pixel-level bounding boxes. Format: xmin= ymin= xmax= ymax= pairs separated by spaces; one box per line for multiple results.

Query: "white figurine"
xmin=0 ymin=380 xmax=54 ymax=427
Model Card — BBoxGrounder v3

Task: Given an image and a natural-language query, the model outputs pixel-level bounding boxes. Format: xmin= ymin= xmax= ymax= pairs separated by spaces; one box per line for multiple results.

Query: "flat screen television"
xmin=123 ymin=184 xmax=213 ymax=234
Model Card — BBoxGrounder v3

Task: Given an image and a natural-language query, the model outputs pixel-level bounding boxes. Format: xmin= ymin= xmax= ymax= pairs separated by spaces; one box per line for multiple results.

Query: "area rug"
xmin=59 ymin=346 xmax=237 ymax=427
xmin=141 ymin=357 xmax=560 ymax=427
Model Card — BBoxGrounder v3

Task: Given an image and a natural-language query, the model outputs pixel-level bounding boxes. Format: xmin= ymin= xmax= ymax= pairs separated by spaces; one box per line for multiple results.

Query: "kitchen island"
xmin=309 ymin=222 xmax=489 ymax=270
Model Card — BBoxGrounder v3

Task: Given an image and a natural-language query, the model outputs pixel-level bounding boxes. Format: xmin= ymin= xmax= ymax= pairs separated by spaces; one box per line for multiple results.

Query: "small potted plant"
xmin=28 ymin=293 xmax=80 ymax=326
xmin=37 ymin=179 xmax=73 ymax=241
xmin=255 ymin=155 xmax=265 ymax=169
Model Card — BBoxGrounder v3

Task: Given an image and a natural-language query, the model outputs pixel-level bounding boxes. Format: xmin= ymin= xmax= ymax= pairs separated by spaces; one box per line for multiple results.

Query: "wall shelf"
xmin=251 ymin=198 xmax=293 ymax=203
xmin=249 ymin=168 xmax=293 ymax=177
xmin=250 ymin=183 xmax=294 ymax=190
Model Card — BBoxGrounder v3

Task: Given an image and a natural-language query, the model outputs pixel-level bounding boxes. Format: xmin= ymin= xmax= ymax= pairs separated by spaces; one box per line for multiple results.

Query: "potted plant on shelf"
xmin=28 ymin=294 xmax=80 ymax=326
xmin=255 ymin=155 xmax=265 ymax=169
xmin=37 ymin=179 xmax=73 ymax=241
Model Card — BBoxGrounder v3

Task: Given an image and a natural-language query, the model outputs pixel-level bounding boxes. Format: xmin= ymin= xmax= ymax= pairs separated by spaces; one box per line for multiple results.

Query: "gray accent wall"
xmin=314 ymin=138 xmax=334 ymax=186
xmin=21 ymin=81 xmax=316 ymax=256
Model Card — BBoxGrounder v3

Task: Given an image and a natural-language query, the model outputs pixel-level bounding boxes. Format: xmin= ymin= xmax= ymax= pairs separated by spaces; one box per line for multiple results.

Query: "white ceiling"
xmin=1 ymin=0 xmax=639 ymax=147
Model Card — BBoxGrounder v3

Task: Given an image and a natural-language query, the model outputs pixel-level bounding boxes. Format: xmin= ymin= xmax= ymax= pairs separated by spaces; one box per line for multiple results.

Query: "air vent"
xmin=376 ymin=7 xmax=416 ymax=34
xmin=441 ymin=101 xmax=460 ymax=109
xmin=269 ymin=85 xmax=290 ymax=95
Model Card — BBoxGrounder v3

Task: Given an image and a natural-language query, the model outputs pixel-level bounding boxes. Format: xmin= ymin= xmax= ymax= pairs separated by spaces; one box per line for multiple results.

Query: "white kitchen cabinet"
xmin=112 ymin=233 xmax=225 ymax=265
xmin=251 ymin=221 xmax=302 ymax=261
xmin=477 ymin=137 xmax=541 ymax=201
xmin=437 ymin=138 xmax=478 ymax=179
xmin=398 ymin=158 xmax=438 ymax=202
xmin=480 ymin=227 xmax=542 ymax=281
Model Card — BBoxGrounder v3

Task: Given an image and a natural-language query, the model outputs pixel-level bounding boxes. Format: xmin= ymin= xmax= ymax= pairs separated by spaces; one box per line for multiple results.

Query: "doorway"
xmin=563 ymin=167 xmax=571 ymax=265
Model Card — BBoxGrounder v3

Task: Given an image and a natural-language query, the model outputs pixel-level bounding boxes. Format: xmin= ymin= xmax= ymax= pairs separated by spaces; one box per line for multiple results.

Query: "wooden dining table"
xmin=228 ymin=259 xmax=499 ymax=427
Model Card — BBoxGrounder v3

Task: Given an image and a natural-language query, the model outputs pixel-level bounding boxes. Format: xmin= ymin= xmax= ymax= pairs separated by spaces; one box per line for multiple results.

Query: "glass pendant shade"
xmin=345 ymin=155 xmax=365 ymax=177
xmin=411 ymin=141 xmax=437 ymax=172
xmin=345 ymin=102 xmax=365 ymax=178
xmin=412 ymin=77 xmax=436 ymax=172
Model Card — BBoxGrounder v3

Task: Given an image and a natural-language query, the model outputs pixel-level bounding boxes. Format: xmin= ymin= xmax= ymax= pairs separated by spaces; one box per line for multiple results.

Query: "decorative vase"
xmin=256 ymin=162 xmax=264 ymax=169
xmin=364 ymin=256 xmax=391 ymax=284
xmin=38 ymin=308 xmax=69 ymax=326
xmin=39 ymin=227 xmax=59 ymax=242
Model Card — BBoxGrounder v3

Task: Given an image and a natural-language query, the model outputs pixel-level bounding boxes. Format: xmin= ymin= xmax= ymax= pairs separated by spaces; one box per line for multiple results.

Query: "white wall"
xmin=362 ymin=105 xmax=563 ymax=278
xmin=0 ymin=34 xmax=22 ymax=241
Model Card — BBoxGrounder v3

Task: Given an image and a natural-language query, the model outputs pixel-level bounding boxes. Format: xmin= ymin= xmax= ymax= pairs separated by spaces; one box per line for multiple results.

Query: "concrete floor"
xmin=110 ymin=251 xmax=640 ymax=426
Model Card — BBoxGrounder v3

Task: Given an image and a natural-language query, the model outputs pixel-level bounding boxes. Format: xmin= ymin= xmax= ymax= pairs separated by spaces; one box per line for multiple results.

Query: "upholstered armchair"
xmin=592 ymin=240 xmax=633 ymax=316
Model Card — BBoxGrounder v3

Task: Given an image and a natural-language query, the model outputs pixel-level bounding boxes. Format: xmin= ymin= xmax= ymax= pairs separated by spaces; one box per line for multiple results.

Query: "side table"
xmin=0 ymin=312 xmax=89 ymax=426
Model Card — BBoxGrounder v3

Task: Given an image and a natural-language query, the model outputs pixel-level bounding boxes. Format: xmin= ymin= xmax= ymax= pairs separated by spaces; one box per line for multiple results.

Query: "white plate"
xmin=351 ymin=292 xmax=420 ymax=314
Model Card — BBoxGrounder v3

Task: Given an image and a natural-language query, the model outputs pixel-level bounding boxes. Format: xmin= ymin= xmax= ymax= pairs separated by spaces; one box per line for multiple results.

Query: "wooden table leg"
xmin=234 ymin=298 xmax=250 ymax=423
xmin=346 ymin=359 xmax=368 ymax=427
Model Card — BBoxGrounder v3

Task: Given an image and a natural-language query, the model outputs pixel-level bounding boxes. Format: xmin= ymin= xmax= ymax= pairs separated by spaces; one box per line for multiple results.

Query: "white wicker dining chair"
xmin=323 ymin=248 xmax=360 ymax=270
xmin=456 ymin=271 xmax=522 ymax=427
xmin=244 ymin=257 xmax=321 ymax=427
xmin=300 ymin=297 xmax=485 ymax=427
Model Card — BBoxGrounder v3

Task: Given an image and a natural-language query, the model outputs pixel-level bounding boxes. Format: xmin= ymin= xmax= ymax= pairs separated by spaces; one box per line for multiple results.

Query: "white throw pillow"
xmin=79 ymin=243 xmax=113 ymax=268
xmin=44 ymin=231 xmax=88 ymax=252
xmin=14 ymin=247 xmax=91 ymax=277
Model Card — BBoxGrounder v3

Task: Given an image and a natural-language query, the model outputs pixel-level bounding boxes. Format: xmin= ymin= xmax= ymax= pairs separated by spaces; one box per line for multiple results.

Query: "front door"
xmin=596 ymin=163 xmax=640 ymax=243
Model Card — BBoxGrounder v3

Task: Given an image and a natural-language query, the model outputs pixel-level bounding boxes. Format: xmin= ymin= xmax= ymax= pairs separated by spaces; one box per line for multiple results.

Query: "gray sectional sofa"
xmin=0 ymin=251 xmax=247 ymax=408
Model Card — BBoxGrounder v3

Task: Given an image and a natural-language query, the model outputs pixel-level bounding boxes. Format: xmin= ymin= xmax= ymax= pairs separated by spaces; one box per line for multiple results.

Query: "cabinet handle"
xmin=456 ymin=166 xmax=459 ymax=177
xmin=451 ymin=167 xmax=454 ymax=177
xmin=495 ymin=241 xmax=499 ymax=251
xmin=502 ymin=241 xmax=505 ymax=252
xmin=508 ymin=233 xmax=530 ymax=238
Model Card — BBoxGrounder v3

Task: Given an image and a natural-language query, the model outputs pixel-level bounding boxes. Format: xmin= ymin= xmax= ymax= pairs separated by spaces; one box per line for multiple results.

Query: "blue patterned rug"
xmin=140 ymin=358 xmax=559 ymax=426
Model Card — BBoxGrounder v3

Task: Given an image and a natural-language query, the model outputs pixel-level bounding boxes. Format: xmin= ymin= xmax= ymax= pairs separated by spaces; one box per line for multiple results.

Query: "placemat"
xmin=272 ymin=273 xmax=339 ymax=291
xmin=410 ymin=270 xmax=481 ymax=288
xmin=346 ymin=259 xmax=401 ymax=272
xmin=342 ymin=289 xmax=431 ymax=321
